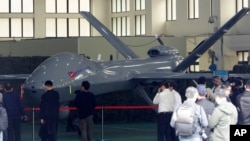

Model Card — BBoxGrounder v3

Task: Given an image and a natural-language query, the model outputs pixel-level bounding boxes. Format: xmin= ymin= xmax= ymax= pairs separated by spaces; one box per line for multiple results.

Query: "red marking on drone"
xmin=68 ymin=71 xmax=76 ymax=78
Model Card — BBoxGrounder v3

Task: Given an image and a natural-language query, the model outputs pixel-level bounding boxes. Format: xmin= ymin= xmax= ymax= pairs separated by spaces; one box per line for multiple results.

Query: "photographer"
xmin=153 ymin=81 xmax=177 ymax=141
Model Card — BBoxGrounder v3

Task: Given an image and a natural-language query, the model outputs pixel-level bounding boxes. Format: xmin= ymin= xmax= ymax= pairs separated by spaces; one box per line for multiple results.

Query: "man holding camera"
xmin=153 ymin=81 xmax=177 ymax=141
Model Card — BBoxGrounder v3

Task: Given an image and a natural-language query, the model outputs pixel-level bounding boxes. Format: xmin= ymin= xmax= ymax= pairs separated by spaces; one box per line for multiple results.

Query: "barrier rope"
xmin=25 ymin=105 xmax=158 ymax=141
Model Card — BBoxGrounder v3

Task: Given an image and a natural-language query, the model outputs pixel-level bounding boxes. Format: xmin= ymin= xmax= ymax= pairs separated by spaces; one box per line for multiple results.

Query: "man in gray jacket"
xmin=196 ymin=85 xmax=216 ymax=141
xmin=208 ymin=88 xmax=238 ymax=141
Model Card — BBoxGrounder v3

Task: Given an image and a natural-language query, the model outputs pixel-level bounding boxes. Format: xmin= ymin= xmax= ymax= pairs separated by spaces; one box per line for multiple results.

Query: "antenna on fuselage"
xmin=97 ymin=54 xmax=102 ymax=61
xmin=155 ymin=35 xmax=164 ymax=46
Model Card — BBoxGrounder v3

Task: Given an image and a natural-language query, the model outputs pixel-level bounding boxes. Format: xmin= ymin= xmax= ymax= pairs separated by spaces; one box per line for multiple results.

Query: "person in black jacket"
xmin=231 ymin=77 xmax=244 ymax=107
xmin=2 ymin=82 xmax=27 ymax=141
xmin=236 ymin=79 xmax=250 ymax=125
xmin=74 ymin=81 xmax=96 ymax=141
xmin=39 ymin=80 xmax=60 ymax=141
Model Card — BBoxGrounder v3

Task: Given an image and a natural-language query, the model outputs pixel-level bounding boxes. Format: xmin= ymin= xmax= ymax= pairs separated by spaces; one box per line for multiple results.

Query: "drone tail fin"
xmin=80 ymin=11 xmax=139 ymax=60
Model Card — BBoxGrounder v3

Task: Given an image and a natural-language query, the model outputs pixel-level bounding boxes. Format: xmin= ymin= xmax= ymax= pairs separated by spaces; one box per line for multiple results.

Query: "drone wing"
xmin=0 ymin=74 xmax=29 ymax=80
xmin=132 ymin=72 xmax=250 ymax=80
xmin=173 ymin=8 xmax=250 ymax=72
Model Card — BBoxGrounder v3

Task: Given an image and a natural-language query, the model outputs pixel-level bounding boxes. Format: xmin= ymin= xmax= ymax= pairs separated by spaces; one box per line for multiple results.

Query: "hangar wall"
xmin=0 ymin=36 xmax=187 ymax=60
xmin=0 ymin=38 xmax=78 ymax=57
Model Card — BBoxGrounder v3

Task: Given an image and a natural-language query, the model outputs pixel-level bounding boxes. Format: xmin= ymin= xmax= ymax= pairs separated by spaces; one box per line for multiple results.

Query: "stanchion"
xmin=23 ymin=105 xmax=157 ymax=141
xmin=32 ymin=107 xmax=35 ymax=141
xmin=97 ymin=105 xmax=109 ymax=141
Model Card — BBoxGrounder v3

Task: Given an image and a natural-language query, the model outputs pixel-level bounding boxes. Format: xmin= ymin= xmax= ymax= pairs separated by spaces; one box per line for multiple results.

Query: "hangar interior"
xmin=0 ymin=0 xmax=250 ymax=72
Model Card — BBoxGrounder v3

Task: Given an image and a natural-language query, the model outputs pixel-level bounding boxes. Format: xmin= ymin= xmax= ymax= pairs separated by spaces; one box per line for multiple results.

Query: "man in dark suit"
xmin=39 ymin=80 xmax=60 ymax=141
xmin=3 ymin=82 xmax=27 ymax=141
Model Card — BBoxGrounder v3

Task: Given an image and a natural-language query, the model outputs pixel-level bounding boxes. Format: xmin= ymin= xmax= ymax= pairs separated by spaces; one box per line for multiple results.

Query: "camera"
xmin=200 ymin=130 xmax=208 ymax=140
xmin=208 ymin=16 xmax=216 ymax=24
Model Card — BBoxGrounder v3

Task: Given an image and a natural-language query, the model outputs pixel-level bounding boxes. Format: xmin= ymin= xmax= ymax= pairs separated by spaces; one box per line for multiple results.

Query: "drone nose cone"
xmin=24 ymin=52 xmax=97 ymax=91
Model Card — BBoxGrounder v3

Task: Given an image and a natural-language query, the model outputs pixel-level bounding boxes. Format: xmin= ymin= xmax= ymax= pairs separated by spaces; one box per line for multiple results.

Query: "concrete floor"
xmin=21 ymin=122 xmax=157 ymax=141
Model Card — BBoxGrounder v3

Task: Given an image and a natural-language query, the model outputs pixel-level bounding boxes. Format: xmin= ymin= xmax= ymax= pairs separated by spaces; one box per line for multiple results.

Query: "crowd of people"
xmin=0 ymin=76 xmax=248 ymax=141
xmin=0 ymin=83 xmax=27 ymax=141
xmin=153 ymin=76 xmax=249 ymax=141
xmin=0 ymin=80 xmax=96 ymax=141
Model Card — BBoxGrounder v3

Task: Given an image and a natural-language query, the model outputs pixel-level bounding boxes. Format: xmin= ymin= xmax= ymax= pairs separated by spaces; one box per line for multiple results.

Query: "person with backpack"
xmin=208 ymin=88 xmax=238 ymax=141
xmin=170 ymin=86 xmax=208 ymax=141
xmin=196 ymin=85 xmax=216 ymax=141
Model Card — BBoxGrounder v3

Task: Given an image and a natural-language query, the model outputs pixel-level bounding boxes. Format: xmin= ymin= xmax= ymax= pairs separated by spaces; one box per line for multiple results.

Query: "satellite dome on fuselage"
xmin=147 ymin=45 xmax=180 ymax=57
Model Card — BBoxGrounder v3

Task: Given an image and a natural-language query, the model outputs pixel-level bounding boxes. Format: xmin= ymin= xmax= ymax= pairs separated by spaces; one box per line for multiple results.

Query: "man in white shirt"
xmin=169 ymin=81 xmax=182 ymax=110
xmin=153 ymin=81 xmax=177 ymax=141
